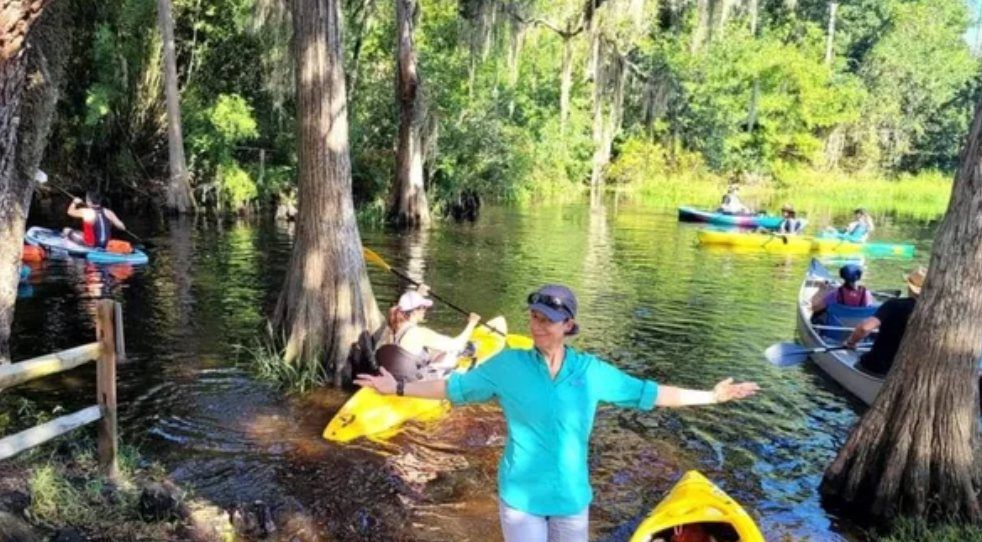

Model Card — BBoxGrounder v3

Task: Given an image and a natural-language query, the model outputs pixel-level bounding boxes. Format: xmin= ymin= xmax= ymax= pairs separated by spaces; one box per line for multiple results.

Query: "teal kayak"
xmin=19 ymin=265 xmax=29 ymax=281
xmin=863 ymin=242 xmax=916 ymax=258
xmin=25 ymin=227 xmax=149 ymax=265
xmin=678 ymin=206 xmax=789 ymax=230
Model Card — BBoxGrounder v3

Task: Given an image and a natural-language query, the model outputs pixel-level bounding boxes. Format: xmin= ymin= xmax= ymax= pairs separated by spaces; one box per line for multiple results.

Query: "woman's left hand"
xmin=713 ymin=378 xmax=760 ymax=403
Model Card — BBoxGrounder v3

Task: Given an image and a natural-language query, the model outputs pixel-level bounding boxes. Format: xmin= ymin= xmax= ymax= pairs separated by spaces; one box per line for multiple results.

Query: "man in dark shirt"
xmin=845 ymin=266 xmax=926 ymax=376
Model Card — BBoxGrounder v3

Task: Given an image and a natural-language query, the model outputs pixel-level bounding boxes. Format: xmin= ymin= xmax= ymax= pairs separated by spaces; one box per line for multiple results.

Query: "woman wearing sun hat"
xmin=356 ymin=284 xmax=759 ymax=542
xmin=849 ymin=266 xmax=927 ymax=376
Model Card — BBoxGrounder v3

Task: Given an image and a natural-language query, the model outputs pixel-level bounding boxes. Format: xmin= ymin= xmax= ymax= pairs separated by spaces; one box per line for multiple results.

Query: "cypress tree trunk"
xmin=560 ymin=34 xmax=573 ymax=135
xmin=691 ymin=0 xmax=711 ymax=52
xmin=820 ymin=98 xmax=982 ymax=523
xmin=274 ymin=0 xmax=382 ymax=386
xmin=589 ymin=38 xmax=606 ymax=196
xmin=388 ymin=0 xmax=430 ymax=229
xmin=825 ymin=1 xmax=838 ymax=67
xmin=158 ymin=0 xmax=194 ymax=214
xmin=0 ymin=0 xmax=64 ymax=363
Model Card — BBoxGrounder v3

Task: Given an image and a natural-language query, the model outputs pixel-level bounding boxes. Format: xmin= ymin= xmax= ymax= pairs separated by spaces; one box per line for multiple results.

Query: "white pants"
xmin=499 ymin=499 xmax=589 ymax=542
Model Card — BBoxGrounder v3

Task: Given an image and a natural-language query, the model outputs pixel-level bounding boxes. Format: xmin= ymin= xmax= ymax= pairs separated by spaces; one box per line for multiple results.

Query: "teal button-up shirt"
xmin=446 ymin=346 xmax=659 ymax=516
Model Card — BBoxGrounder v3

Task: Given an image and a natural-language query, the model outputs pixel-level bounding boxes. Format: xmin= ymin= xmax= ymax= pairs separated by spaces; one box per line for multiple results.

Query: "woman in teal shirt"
xmin=355 ymin=284 xmax=759 ymax=542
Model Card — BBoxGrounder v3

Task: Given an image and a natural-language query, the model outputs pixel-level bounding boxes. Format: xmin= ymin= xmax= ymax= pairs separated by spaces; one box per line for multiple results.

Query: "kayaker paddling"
xmin=823 ymin=208 xmax=874 ymax=242
xmin=355 ymin=284 xmax=759 ymax=542
xmin=847 ymin=266 xmax=925 ymax=376
xmin=776 ymin=204 xmax=804 ymax=234
xmin=718 ymin=185 xmax=751 ymax=215
xmin=62 ymin=191 xmax=127 ymax=249
xmin=380 ymin=285 xmax=482 ymax=380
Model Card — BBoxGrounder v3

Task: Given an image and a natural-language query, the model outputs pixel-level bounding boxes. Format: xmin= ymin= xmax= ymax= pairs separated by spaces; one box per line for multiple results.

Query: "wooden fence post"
xmin=95 ymin=300 xmax=118 ymax=481
xmin=114 ymin=301 xmax=126 ymax=363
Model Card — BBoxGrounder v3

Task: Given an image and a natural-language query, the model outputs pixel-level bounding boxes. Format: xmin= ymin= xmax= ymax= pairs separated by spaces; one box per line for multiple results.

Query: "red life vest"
xmin=82 ymin=208 xmax=111 ymax=248
xmin=836 ymin=285 xmax=868 ymax=307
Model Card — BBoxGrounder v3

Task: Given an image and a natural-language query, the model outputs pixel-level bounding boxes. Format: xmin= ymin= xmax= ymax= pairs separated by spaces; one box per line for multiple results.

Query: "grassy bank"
xmin=618 ymin=169 xmax=951 ymax=220
xmin=0 ymin=396 xmax=236 ymax=541
xmin=605 ymin=140 xmax=953 ymax=219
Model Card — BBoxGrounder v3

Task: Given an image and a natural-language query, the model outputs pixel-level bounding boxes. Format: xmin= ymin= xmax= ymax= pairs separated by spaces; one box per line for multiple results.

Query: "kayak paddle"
xmin=764 ymin=341 xmax=868 ymax=367
xmin=38 ymin=173 xmax=150 ymax=248
xmin=362 ymin=247 xmax=506 ymax=337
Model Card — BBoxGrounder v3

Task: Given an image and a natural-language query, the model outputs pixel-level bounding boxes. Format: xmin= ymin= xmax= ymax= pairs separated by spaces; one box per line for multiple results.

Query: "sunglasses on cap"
xmin=527 ymin=292 xmax=573 ymax=317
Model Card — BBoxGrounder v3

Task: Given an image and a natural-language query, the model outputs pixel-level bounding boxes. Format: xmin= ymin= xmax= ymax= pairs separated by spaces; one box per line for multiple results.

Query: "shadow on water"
xmin=9 ymin=201 xmax=936 ymax=540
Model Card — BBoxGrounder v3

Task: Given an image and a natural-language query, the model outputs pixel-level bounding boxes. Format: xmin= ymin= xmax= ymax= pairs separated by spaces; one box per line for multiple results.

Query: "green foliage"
xmin=46 ymin=0 xmax=978 ymax=214
xmin=854 ymin=0 xmax=978 ymax=171
xmin=186 ymin=93 xmax=259 ymax=210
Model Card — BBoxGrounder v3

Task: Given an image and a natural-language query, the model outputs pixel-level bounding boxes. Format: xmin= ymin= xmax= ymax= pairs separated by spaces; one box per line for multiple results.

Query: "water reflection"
xmin=8 ymin=201 xmax=937 ymax=541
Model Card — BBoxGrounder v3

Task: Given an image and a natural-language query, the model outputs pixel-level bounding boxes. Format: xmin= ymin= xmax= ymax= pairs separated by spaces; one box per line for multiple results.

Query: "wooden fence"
xmin=0 ymin=299 xmax=124 ymax=480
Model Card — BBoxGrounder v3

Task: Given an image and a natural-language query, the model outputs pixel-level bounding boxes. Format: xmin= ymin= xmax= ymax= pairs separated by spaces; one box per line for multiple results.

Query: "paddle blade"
xmin=808 ymin=258 xmax=834 ymax=282
xmin=764 ymin=342 xmax=812 ymax=367
xmin=362 ymin=247 xmax=391 ymax=271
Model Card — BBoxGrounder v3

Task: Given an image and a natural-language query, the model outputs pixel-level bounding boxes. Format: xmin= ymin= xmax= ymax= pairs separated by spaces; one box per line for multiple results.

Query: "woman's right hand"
xmin=417 ymin=283 xmax=431 ymax=297
xmin=467 ymin=312 xmax=481 ymax=326
xmin=354 ymin=367 xmax=398 ymax=395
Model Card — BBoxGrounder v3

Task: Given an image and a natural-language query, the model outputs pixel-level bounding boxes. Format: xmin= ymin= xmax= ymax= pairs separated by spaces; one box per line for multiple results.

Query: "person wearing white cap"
xmin=847 ymin=266 xmax=926 ymax=376
xmin=384 ymin=285 xmax=482 ymax=377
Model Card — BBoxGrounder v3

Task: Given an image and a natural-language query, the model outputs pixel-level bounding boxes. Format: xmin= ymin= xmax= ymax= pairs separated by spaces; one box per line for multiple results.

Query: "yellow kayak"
xmin=630 ymin=471 xmax=765 ymax=542
xmin=696 ymin=229 xmax=812 ymax=254
xmin=323 ymin=316 xmax=534 ymax=443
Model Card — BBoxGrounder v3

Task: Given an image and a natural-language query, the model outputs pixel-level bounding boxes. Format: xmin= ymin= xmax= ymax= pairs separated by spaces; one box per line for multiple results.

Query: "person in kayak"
xmin=381 ymin=285 xmax=482 ymax=380
xmin=810 ymin=264 xmax=874 ymax=317
xmin=846 ymin=266 xmax=925 ymax=376
xmin=718 ymin=185 xmax=750 ymax=215
xmin=62 ymin=191 xmax=126 ymax=249
xmin=355 ymin=284 xmax=759 ymax=542
xmin=776 ymin=204 xmax=804 ymax=234
xmin=823 ymin=208 xmax=874 ymax=242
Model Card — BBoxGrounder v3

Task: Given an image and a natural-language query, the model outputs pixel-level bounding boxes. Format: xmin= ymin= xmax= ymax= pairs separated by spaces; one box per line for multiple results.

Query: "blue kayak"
xmin=678 ymin=206 xmax=794 ymax=230
xmin=25 ymin=227 xmax=149 ymax=265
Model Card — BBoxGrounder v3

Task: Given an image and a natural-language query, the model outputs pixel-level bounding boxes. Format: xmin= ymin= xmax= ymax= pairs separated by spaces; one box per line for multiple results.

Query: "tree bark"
xmin=589 ymin=38 xmax=606 ymax=195
xmin=746 ymin=0 xmax=759 ymax=133
xmin=691 ymin=0 xmax=711 ymax=52
xmin=275 ymin=0 xmax=382 ymax=386
xmin=158 ymin=0 xmax=194 ymax=214
xmin=388 ymin=0 xmax=430 ymax=229
xmin=0 ymin=0 xmax=64 ymax=364
xmin=820 ymin=98 xmax=982 ymax=524
xmin=825 ymin=1 xmax=838 ymax=67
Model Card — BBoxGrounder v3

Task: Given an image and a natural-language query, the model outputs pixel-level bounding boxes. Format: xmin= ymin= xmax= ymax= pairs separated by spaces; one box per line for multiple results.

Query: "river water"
xmin=9 ymin=200 xmax=938 ymax=541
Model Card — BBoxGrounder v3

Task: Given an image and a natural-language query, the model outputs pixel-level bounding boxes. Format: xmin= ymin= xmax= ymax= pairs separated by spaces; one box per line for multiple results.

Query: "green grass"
xmin=244 ymin=337 xmax=327 ymax=393
xmin=618 ymin=168 xmax=952 ymax=220
xmin=876 ymin=517 xmax=982 ymax=541
xmin=23 ymin=441 xmax=175 ymax=538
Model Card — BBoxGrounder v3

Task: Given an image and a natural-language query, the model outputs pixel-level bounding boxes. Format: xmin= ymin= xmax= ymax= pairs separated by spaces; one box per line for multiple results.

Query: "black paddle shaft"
xmin=388 ymin=266 xmax=506 ymax=337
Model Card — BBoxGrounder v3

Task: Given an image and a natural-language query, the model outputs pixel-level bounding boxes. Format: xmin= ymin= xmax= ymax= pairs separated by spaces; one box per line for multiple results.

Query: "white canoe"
xmin=795 ymin=260 xmax=882 ymax=405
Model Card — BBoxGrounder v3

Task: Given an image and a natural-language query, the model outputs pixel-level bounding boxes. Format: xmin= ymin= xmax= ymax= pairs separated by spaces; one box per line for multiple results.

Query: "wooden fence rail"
xmin=0 ymin=299 xmax=124 ymax=480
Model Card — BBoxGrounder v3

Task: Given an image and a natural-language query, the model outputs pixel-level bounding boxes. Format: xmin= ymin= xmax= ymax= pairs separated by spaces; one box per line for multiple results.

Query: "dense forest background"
xmin=43 ymin=0 xmax=981 ymax=216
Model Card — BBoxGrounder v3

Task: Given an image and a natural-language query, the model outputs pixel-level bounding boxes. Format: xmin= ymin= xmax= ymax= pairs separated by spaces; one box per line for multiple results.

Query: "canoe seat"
xmin=820 ymin=303 xmax=878 ymax=341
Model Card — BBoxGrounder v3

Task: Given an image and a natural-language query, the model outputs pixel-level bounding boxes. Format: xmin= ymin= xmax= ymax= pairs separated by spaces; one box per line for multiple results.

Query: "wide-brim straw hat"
xmin=905 ymin=266 xmax=927 ymax=295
